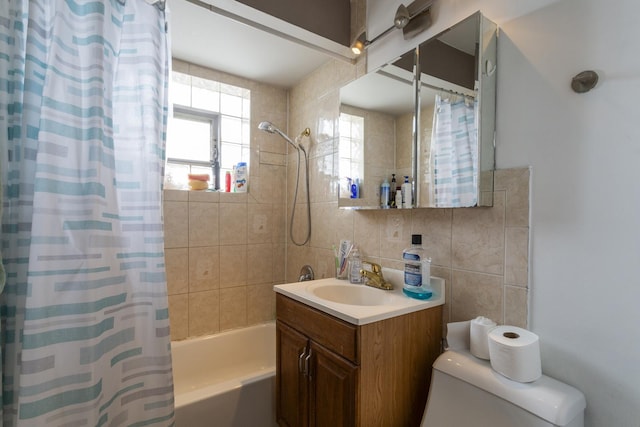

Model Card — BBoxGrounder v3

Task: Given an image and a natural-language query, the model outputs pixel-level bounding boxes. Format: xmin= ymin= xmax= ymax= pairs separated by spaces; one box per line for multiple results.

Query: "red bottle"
xmin=224 ymin=171 xmax=231 ymax=192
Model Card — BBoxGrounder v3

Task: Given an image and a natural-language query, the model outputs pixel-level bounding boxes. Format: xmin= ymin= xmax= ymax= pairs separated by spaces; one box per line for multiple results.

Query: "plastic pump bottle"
xmin=348 ymin=246 xmax=363 ymax=284
xmin=402 ymin=234 xmax=432 ymax=300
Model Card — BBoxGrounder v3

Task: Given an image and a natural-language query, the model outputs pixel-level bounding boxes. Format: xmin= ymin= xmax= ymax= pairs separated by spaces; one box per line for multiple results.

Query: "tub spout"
xmin=298 ymin=265 xmax=314 ymax=282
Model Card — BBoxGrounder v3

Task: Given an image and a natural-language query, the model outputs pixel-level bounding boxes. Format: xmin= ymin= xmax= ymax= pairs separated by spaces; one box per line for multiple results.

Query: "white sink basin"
xmin=274 ymin=268 xmax=445 ymax=325
xmin=310 ymin=284 xmax=398 ymax=306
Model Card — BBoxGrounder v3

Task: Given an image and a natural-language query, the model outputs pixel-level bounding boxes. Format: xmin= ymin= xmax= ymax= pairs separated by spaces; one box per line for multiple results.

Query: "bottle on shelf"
xmin=390 ymin=174 xmax=397 ymax=207
xmin=401 ymin=176 xmax=412 ymax=209
xmin=380 ymin=178 xmax=390 ymax=208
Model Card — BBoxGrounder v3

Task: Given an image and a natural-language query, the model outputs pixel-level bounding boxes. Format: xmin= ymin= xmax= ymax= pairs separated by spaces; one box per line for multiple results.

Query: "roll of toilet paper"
xmin=488 ymin=326 xmax=542 ymax=383
xmin=470 ymin=316 xmax=497 ymax=360
xmin=445 ymin=320 xmax=471 ymax=350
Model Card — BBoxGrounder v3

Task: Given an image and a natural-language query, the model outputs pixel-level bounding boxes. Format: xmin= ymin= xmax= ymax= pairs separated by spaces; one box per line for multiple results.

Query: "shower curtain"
xmin=0 ymin=1 xmax=174 ymax=426
xmin=430 ymin=94 xmax=478 ymax=207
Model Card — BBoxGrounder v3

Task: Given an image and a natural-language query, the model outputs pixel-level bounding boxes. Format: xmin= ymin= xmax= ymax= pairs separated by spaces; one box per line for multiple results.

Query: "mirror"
xmin=338 ymin=53 xmax=415 ymax=209
xmin=338 ymin=11 xmax=497 ymax=209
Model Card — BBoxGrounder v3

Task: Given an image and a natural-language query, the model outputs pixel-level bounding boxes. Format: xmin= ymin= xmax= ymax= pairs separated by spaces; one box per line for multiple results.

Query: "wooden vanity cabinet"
xmin=276 ymin=294 xmax=442 ymax=427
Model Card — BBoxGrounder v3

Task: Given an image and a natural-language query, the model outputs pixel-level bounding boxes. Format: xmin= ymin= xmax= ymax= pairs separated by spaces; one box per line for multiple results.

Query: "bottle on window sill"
xmin=225 ymin=171 xmax=231 ymax=192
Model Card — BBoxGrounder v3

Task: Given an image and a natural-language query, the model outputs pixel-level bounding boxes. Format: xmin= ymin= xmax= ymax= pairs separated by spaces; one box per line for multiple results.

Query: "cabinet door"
xmin=308 ymin=342 xmax=357 ymax=427
xmin=277 ymin=321 xmax=309 ymax=427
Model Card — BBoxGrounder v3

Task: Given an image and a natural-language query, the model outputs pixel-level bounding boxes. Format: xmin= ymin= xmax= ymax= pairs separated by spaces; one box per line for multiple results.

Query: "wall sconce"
xmin=351 ymin=0 xmax=434 ymax=55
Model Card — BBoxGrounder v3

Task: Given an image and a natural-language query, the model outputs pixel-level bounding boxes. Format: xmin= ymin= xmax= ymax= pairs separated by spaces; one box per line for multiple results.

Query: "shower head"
xmin=258 ymin=121 xmax=276 ymax=134
xmin=258 ymin=121 xmax=299 ymax=150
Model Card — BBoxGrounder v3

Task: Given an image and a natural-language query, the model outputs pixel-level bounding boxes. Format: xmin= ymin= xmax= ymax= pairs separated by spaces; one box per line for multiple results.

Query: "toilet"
xmin=421 ymin=349 xmax=586 ymax=427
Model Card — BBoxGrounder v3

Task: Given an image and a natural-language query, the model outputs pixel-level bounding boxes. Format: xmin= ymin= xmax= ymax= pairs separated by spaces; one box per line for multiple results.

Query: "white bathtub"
xmin=171 ymin=322 xmax=277 ymax=427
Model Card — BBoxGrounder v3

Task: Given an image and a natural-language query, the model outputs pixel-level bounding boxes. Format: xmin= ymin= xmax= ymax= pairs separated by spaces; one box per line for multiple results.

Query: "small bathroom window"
xmin=338 ymin=112 xmax=365 ymax=197
xmin=165 ymin=71 xmax=251 ymax=190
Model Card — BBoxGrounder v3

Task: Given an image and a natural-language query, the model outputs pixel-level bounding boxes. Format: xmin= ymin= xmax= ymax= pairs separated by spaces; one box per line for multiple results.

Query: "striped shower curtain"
xmin=0 ymin=1 xmax=174 ymax=425
xmin=430 ymin=94 xmax=479 ymax=207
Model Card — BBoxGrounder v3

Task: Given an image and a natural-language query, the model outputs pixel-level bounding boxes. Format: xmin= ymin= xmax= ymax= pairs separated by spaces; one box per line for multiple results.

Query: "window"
xmin=338 ymin=112 xmax=364 ymax=197
xmin=165 ymin=71 xmax=250 ymax=190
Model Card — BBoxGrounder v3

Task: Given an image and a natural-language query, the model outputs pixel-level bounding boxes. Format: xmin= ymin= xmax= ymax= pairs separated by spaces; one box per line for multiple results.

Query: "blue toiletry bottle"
xmin=351 ymin=178 xmax=359 ymax=198
xmin=402 ymin=234 xmax=433 ymax=300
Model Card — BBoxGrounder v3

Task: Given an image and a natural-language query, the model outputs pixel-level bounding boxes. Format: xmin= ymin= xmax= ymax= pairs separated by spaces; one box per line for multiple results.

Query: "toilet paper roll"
xmin=488 ymin=326 xmax=541 ymax=383
xmin=445 ymin=320 xmax=471 ymax=351
xmin=470 ymin=316 xmax=497 ymax=360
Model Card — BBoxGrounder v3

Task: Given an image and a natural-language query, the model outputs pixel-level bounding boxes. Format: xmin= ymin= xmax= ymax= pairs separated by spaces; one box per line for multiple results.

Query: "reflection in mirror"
xmin=417 ymin=12 xmax=497 ymax=207
xmin=338 ymin=11 xmax=497 ymax=209
xmin=338 ymin=55 xmax=415 ymax=209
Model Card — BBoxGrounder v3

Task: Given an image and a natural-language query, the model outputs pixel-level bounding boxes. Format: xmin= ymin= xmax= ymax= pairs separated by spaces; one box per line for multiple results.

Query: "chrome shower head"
xmin=258 ymin=121 xmax=276 ymax=134
xmin=257 ymin=121 xmax=299 ymax=150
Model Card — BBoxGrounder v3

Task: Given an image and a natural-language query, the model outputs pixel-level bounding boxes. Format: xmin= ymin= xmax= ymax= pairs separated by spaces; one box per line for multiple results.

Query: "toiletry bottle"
xmin=402 ymin=234 xmax=432 ymax=300
xmin=401 ymin=176 xmax=412 ymax=209
xmin=390 ymin=174 xmax=397 ymax=206
xmin=224 ymin=171 xmax=231 ymax=192
xmin=395 ymin=189 xmax=402 ymax=209
xmin=380 ymin=178 xmax=390 ymax=208
xmin=348 ymin=246 xmax=363 ymax=284
xmin=232 ymin=165 xmax=237 ymax=192
xmin=235 ymin=162 xmax=248 ymax=192
xmin=351 ymin=178 xmax=359 ymax=198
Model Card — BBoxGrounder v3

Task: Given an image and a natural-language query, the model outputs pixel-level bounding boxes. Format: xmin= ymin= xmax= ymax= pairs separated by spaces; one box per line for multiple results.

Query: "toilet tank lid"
xmin=433 ymin=350 xmax=586 ymax=426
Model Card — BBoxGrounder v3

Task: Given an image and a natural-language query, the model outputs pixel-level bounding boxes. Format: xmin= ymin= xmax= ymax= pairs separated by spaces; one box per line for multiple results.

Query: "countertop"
xmin=274 ymin=268 xmax=445 ymax=325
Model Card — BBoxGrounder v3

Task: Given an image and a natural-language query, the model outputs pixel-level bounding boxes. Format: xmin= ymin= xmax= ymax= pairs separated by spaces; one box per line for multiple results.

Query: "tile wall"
xmin=165 ymin=55 xmax=530 ymax=340
xmin=164 ymin=60 xmax=289 ymax=340
xmin=287 ymin=58 xmax=530 ymax=329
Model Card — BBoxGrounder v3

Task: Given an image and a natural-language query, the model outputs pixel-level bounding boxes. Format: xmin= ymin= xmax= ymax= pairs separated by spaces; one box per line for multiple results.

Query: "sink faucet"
xmin=359 ymin=262 xmax=393 ymax=290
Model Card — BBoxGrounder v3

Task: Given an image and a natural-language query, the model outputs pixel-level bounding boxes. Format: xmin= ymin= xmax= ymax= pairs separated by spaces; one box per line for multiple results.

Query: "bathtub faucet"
xmin=298 ymin=265 xmax=314 ymax=282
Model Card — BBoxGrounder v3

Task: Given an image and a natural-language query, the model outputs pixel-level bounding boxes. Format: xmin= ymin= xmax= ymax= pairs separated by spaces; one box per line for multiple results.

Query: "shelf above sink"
xmin=274 ymin=268 xmax=445 ymax=325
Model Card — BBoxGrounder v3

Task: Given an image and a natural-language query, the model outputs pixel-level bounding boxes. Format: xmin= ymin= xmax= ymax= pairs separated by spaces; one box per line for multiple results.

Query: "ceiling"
xmin=168 ymin=0 xmax=346 ymax=88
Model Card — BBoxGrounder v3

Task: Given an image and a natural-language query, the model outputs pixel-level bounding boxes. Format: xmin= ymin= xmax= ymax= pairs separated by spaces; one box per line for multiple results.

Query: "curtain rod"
xmin=420 ymin=81 xmax=476 ymax=99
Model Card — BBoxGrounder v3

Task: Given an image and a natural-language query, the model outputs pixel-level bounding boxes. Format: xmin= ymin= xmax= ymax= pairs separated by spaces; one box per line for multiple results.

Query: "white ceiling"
xmin=168 ymin=0 xmax=343 ymax=88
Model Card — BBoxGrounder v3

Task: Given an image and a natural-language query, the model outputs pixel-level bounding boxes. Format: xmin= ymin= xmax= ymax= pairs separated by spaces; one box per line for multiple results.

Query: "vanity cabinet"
xmin=276 ymin=293 xmax=442 ymax=427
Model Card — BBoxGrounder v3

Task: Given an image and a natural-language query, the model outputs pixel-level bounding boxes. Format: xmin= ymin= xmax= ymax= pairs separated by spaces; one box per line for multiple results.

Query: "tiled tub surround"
xmin=164 ymin=190 xmax=285 ymax=340
xmin=165 ymin=59 xmax=289 ymax=341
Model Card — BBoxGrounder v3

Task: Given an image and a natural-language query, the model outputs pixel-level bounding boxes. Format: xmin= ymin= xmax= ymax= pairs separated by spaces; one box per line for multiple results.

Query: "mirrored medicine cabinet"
xmin=338 ymin=11 xmax=497 ymax=209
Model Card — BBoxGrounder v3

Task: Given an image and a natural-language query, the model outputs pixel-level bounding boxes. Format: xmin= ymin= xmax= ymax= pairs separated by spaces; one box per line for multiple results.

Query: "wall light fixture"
xmin=350 ymin=0 xmax=434 ymax=55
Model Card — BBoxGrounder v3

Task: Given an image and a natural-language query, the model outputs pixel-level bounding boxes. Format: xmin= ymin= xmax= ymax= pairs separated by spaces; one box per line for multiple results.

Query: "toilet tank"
xmin=421 ymin=350 xmax=586 ymax=427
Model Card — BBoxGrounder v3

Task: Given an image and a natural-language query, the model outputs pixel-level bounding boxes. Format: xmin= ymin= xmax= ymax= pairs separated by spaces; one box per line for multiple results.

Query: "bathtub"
xmin=171 ymin=322 xmax=277 ymax=427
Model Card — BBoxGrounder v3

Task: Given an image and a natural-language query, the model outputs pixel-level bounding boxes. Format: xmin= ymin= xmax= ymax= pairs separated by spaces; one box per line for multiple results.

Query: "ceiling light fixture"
xmin=350 ymin=0 xmax=434 ymax=56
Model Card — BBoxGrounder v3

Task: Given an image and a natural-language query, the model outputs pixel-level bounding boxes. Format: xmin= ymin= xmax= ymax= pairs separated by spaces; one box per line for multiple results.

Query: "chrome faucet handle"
xmin=298 ymin=265 xmax=314 ymax=282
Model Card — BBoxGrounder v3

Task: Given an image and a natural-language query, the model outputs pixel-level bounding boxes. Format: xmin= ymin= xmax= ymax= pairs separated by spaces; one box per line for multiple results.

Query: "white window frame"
xmin=167 ymin=105 xmax=221 ymax=189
